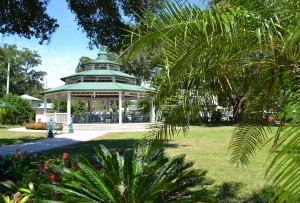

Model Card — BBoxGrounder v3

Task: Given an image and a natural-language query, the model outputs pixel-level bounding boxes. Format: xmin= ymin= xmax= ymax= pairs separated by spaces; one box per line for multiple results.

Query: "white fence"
xmin=36 ymin=113 xmax=68 ymax=123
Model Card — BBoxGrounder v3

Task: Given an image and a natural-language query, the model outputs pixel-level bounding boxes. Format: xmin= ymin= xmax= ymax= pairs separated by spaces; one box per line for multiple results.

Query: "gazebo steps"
xmin=71 ymin=123 xmax=149 ymax=131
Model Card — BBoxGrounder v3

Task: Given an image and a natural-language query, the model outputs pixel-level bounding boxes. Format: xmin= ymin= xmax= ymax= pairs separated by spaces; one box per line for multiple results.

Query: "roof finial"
xmin=97 ymin=46 xmax=108 ymax=60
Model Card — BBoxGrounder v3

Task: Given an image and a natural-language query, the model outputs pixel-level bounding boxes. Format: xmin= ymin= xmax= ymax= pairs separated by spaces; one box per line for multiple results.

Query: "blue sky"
xmin=0 ymin=0 xmax=204 ymax=89
xmin=1 ymin=0 xmax=99 ymax=88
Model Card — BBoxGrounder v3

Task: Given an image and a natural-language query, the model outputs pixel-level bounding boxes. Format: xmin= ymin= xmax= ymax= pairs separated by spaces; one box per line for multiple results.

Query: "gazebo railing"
xmin=45 ymin=113 xmax=68 ymax=123
xmin=72 ymin=112 xmax=149 ymax=123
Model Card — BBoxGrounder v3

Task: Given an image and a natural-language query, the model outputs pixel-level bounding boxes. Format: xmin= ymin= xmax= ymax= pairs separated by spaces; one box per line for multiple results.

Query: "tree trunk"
xmin=231 ymin=95 xmax=247 ymax=123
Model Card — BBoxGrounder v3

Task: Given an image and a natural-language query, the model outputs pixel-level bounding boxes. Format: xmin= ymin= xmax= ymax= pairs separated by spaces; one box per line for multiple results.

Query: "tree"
xmin=1 ymin=0 xmax=163 ymax=51
xmin=0 ymin=44 xmax=47 ymax=98
xmin=0 ymin=0 xmax=59 ymax=44
xmin=75 ymin=56 xmax=92 ymax=73
xmin=125 ymin=0 xmax=300 ymax=201
xmin=0 ymin=93 xmax=34 ymax=124
xmin=119 ymin=46 xmax=163 ymax=81
xmin=66 ymin=0 xmax=163 ymax=51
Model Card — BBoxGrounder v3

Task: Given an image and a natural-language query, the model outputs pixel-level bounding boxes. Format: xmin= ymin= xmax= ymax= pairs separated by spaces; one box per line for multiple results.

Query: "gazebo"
xmin=40 ymin=50 xmax=155 ymax=125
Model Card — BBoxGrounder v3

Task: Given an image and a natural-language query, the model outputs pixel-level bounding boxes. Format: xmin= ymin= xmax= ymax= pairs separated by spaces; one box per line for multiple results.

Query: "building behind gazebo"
xmin=39 ymin=50 xmax=155 ymax=125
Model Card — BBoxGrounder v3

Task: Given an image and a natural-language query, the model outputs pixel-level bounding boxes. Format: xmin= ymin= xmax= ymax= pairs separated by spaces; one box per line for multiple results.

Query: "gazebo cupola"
xmin=40 ymin=50 xmax=155 ymax=125
xmin=61 ymin=51 xmax=137 ymax=85
xmin=83 ymin=50 xmax=120 ymax=71
xmin=98 ymin=50 xmax=108 ymax=59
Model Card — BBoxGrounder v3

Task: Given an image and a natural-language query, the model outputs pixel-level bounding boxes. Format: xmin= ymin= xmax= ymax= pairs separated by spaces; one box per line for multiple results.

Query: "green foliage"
xmin=0 ymin=151 xmax=70 ymax=202
xmin=241 ymin=186 xmax=280 ymax=203
xmin=119 ymin=46 xmax=164 ymax=80
xmin=67 ymin=0 xmax=163 ymax=51
xmin=0 ymin=0 xmax=58 ymax=44
xmin=75 ymin=56 xmax=92 ymax=73
xmin=0 ymin=44 xmax=46 ymax=98
xmin=0 ymin=94 xmax=34 ymax=125
xmin=41 ymin=145 xmax=211 ymax=202
xmin=211 ymin=111 xmax=222 ymax=123
xmin=51 ymin=100 xmax=86 ymax=114
xmin=213 ymin=182 xmax=243 ymax=203
xmin=125 ymin=0 xmax=300 ymax=201
xmin=1 ymin=182 xmax=36 ymax=203
xmin=0 ymin=108 xmax=6 ymax=124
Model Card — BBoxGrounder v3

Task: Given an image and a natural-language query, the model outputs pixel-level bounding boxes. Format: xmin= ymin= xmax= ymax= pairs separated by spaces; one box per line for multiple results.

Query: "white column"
xmin=54 ymin=111 xmax=57 ymax=122
xmin=150 ymin=99 xmax=155 ymax=123
xmin=57 ymin=99 xmax=60 ymax=113
xmin=119 ymin=92 xmax=122 ymax=124
xmin=67 ymin=92 xmax=71 ymax=123
xmin=43 ymin=96 xmax=47 ymax=122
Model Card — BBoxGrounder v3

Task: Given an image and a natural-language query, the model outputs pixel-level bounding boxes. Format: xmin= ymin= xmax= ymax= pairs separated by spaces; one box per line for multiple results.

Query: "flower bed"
xmin=25 ymin=122 xmax=46 ymax=130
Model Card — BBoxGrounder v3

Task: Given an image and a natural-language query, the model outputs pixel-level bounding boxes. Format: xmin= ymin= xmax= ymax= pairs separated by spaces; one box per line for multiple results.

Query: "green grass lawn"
xmin=164 ymin=126 xmax=272 ymax=192
xmin=0 ymin=126 xmax=46 ymax=145
xmin=40 ymin=126 xmax=275 ymax=196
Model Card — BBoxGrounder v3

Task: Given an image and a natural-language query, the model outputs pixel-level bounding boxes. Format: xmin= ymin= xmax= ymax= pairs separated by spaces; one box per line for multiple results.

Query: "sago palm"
xmin=124 ymin=0 xmax=300 ymax=202
xmin=40 ymin=145 xmax=211 ymax=202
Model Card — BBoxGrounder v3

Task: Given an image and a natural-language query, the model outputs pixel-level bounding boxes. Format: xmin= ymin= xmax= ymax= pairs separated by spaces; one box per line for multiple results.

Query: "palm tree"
xmin=124 ymin=0 xmax=300 ymax=202
xmin=41 ymin=145 xmax=211 ymax=202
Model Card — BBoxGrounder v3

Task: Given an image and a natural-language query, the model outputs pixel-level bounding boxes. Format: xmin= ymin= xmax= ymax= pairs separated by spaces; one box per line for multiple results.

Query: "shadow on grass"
xmin=39 ymin=138 xmax=181 ymax=160
xmin=191 ymin=122 xmax=236 ymax=127
xmin=0 ymin=137 xmax=45 ymax=146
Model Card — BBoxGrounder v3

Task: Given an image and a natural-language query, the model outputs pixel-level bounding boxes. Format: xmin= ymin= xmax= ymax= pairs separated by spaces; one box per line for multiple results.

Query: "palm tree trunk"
xmin=231 ymin=95 xmax=247 ymax=123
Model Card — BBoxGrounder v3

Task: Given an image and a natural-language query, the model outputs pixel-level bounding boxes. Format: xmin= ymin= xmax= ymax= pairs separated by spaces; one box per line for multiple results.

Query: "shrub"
xmin=211 ymin=111 xmax=222 ymax=123
xmin=24 ymin=123 xmax=34 ymax=129
xmin=25 ymin=122 xmax=46 ymax=130
xmin=34 ymin=122 xmax=46 ymax=130
xmin=0 ymin=94 xmax=34 ymax=125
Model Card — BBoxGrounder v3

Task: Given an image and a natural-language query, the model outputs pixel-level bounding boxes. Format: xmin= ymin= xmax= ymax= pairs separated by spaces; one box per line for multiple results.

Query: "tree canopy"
xmin=0 ymin=0 xmax=59 ymax=44
xmin=67 ymin=0 xmax=163 ymax=51
xmin=0 ymin=44 xmax=46 ymax=98
xmin=0 ymin=0 xmax=163 ymax=51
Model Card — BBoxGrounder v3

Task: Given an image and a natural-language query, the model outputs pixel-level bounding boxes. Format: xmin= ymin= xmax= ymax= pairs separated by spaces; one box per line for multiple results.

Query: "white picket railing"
xmin=43 ymin=113 xmax=68 ymax=123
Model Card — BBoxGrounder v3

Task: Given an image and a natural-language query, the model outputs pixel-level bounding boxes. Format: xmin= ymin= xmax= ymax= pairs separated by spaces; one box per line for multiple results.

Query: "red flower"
xmin=48 ymin=173 xmax=56 ymax=182
xmin=39 ymin=162 xmax=46 ymax=175
xmin=62 ymin=153 xmax=68 ymax=160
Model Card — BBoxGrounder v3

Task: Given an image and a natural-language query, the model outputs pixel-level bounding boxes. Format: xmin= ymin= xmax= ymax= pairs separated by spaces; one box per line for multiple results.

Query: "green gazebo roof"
xmin=83 ymin=58 xmax=121 ymax=66
xmin=42 ymin=82 xmax=145 ymax=94
xmin=60 ymin=70 xmax=138 ymax=81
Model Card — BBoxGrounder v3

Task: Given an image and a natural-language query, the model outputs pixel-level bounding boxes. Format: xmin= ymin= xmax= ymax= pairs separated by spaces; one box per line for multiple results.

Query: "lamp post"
xmin=6 ymin=62 xmax=10 ymax=94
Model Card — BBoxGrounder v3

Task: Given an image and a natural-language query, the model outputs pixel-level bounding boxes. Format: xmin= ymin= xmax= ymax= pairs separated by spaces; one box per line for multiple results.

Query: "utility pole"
xmin=6 ymin=62 xmax=10 ymax=94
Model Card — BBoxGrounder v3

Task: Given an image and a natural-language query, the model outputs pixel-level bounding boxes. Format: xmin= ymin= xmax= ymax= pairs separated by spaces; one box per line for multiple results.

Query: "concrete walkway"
xmin=0 ymin=127 xmax=146 ymax=156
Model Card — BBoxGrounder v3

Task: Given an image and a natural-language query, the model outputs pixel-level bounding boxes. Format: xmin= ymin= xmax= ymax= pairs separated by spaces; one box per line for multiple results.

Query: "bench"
xmin=46 ymin=122 xmax=64 ymax=134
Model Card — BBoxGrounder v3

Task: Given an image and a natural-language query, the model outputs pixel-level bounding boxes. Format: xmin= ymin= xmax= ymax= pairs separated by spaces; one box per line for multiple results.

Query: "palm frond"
xmin=266 ymin=89 xmax=300 ymax=203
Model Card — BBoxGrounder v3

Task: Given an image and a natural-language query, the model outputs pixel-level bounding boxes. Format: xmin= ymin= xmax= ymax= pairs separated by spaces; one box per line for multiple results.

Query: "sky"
xmin=0 ymin=0 xmax=99 ymax=88
xmin=0 ymin=0 xmax=205 ymax=89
